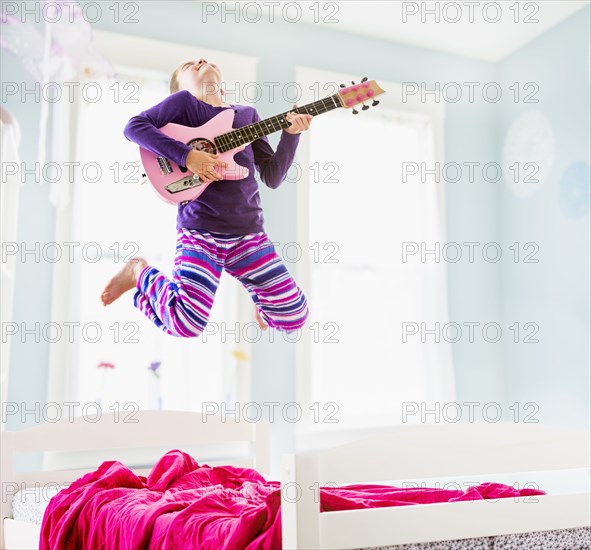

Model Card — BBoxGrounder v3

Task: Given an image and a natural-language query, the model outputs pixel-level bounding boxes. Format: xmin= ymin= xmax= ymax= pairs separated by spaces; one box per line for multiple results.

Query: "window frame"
xmin=293 ymin=66 xmax=450 ymax=449
xmin=46 ymin=31 xmax=259 ymax=408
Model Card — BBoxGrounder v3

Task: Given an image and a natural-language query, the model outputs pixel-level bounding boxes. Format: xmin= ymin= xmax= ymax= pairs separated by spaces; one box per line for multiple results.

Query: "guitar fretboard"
xmin=214 ymin=94 xmax=341 ymax=153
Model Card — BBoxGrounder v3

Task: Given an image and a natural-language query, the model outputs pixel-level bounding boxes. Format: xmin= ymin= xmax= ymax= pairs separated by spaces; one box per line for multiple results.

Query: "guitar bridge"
xmin=165 ymin=175 xmax=204 ymax=194
xmin=157 ymin=156 xmax=173 ymax=175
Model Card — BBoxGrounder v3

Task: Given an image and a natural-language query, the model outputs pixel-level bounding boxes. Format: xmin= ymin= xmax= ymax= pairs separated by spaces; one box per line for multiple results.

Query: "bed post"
xmin=281 ymin=452 xmax=320 ymax=550
xmin=253 ymin=421 xmax=270 ymax=476
xmin=0 ymin=431 xmax=14 ymax=550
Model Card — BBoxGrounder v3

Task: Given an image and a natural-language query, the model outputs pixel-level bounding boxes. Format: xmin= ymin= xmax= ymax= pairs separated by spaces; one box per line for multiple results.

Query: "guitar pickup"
xmin=165 ymin=176 xmax=204 ymax=194
xmin=157 ymin=157 xmax=173 ymax=175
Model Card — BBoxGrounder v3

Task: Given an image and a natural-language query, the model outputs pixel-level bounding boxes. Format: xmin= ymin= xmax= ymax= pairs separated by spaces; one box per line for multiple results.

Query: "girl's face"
xmin=177 ymin=58 xmax=222 ymax=94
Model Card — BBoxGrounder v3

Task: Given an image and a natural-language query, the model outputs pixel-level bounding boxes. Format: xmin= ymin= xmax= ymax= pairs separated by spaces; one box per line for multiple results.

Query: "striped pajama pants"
xmin=133 ymin=227 xmax=309 ymax=337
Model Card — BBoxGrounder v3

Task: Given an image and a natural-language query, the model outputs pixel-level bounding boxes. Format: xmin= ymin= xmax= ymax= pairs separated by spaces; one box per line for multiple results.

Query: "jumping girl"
xmin=100 ymin=58 xmax=312 ymax=337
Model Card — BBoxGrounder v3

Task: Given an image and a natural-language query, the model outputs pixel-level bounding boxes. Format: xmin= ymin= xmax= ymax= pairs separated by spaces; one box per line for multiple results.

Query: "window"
xmin=67 ymin=73 xmax=243 ymax=413
xmin=45 ymin=33 xmax=259 ymax=414
xmin=295 ymin=67 xmax=455 ymax=435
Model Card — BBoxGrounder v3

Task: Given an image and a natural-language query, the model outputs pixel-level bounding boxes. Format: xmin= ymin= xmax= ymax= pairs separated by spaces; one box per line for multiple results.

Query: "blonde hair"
xmin=169 ymin=60 xmax=224 ymax=98
xmin=169 ymin=60 xmax=190 ymax=95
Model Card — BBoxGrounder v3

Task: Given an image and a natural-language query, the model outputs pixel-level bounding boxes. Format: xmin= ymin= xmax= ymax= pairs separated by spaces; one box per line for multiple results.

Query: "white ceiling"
xmin=212 ymin=1 xmax=589 ymax=62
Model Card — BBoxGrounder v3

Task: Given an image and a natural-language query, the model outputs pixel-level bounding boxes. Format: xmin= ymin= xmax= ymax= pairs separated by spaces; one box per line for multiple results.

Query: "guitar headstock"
xmin=337 ymin=78 xmax=385 ymax=114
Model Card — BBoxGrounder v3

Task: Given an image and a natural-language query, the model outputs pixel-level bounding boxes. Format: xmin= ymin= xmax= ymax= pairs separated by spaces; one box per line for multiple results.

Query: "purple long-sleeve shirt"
xmin=124 ymin=89 xmax=301 ymax=234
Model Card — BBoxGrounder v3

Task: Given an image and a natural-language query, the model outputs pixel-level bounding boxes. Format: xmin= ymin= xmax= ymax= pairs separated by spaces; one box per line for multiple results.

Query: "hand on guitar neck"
xmin=186 ymin=149 xmax=229 ymax=182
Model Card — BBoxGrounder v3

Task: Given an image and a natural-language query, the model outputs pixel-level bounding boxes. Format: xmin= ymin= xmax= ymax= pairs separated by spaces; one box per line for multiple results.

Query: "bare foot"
xmin=254 ymin=304 xmax=268 ymax=330
xmin=101 ymin=258 xmax=147 ymax=306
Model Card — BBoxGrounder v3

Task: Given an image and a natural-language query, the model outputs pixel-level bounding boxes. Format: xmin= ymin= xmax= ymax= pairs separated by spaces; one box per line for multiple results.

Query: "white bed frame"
xmin=281 ymin=421 xmax=591 ymax=549
xmin=0 ymin=410 xmax=270 ymax=550
xmin=2 ymin=417 xmax=589 ymax=550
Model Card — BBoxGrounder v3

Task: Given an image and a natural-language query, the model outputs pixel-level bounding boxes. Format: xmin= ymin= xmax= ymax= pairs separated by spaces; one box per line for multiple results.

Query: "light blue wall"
xmin=496 ymin=6 xmax=590 ymax=429
xmin=4 ymin=2 xmax=588 ymax=471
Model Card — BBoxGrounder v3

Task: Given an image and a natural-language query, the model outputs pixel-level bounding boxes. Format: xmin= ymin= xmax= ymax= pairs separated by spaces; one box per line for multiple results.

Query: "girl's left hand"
xmin=284 ymin=104 xmax=313 ymax=134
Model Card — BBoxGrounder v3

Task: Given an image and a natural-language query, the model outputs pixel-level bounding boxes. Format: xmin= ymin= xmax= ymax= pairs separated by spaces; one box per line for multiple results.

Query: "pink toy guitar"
xmin=139 ymin=78 xmax=385 ymax=204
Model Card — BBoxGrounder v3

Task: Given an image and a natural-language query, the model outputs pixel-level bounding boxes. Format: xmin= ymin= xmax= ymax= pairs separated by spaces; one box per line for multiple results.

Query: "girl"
xmin=100 ymin=58 xmax=312 ymax=337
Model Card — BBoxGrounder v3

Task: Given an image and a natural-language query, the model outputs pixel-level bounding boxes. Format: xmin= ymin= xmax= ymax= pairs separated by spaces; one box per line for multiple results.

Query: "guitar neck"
xmin=214 ymin=94 xmax=342 ymax=153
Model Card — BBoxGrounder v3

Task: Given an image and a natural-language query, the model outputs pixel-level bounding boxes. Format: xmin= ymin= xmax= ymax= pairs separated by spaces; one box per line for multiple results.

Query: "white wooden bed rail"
xmin=281 ymin=421 xmax=591 ymax=549
xmin=0 ymin=410 xmax=270 ymax=550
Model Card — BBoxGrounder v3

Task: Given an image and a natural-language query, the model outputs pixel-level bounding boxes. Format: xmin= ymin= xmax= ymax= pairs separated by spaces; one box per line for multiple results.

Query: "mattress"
xmin=12 ymin=485 xmax=65 ymax=525
xmin=359 ymin=527 xmax=591 ymax=550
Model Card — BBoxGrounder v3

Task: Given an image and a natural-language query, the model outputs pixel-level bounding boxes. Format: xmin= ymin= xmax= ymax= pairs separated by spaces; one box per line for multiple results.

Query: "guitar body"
xmin=139 ymin=108 xmax=249 ymax=205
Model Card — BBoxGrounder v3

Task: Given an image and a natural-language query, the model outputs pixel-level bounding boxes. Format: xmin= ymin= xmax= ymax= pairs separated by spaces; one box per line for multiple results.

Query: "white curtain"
xmin=0 ymin=111 xmax=22 ymax=428
xmin=305 ymin=103 xmax=456 ymax=428
xmin=413 ymin=118 xmax=456 ymax=407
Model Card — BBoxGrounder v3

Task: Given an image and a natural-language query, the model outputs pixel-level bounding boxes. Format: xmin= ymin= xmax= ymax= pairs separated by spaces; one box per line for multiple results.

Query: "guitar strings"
xmin=214 ymin=95 xmax=341 ymax=153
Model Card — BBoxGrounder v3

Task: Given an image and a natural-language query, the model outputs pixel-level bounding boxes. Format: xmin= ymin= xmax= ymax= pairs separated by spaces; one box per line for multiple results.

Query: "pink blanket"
xmin=40 ymin=449 xmax=546 ymax=550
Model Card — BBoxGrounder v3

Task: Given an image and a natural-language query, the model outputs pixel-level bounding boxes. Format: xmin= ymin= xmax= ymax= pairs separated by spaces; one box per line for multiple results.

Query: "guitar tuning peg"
xmin=352 ymin=107 xmax=359 ymax=115
xmin=372 ymin=99 xmax=380 ymax=107
xmin=361 ymin=102 xmax=369 ymax=111
xmin=361 ymin=77 xmax=368 ymax=82
xmin=340 ymin=83 xmax=346 ymax=88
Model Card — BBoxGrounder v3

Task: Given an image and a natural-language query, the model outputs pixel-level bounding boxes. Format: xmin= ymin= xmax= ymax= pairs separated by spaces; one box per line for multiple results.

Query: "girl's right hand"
xmin=186 ymin=150 xmax=229 ymax=181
